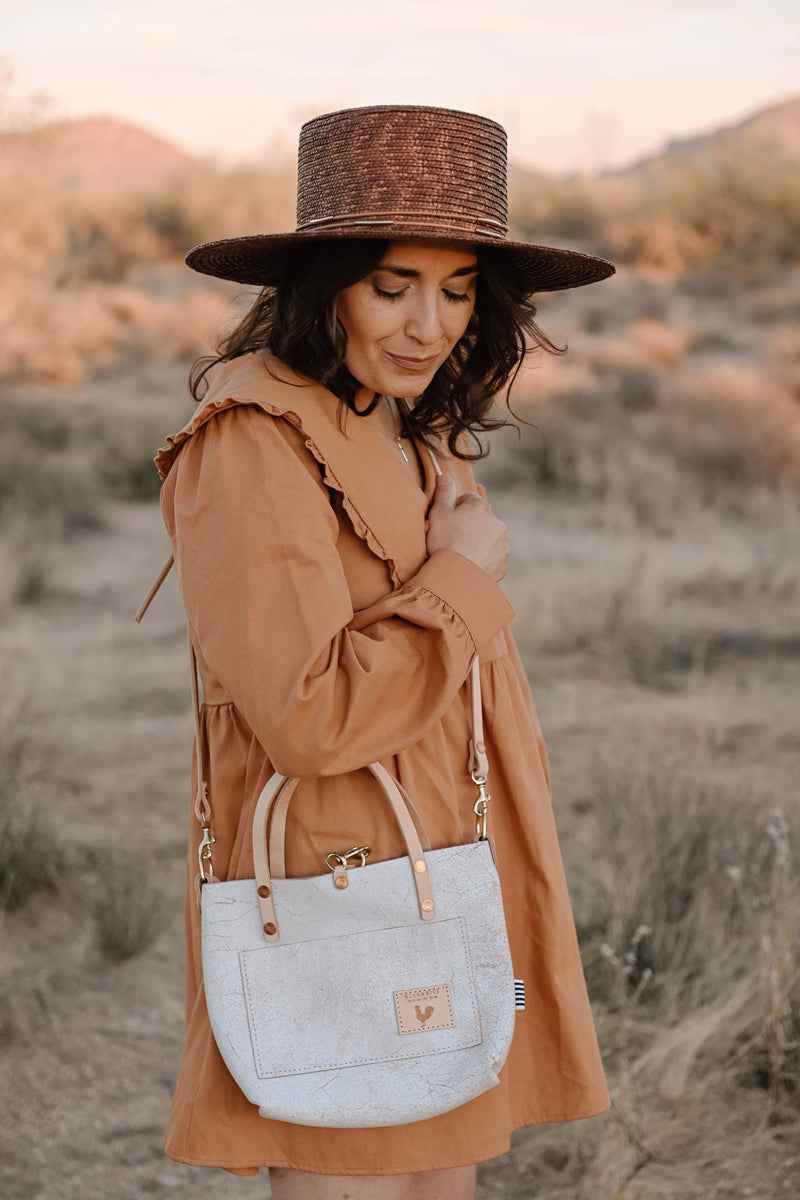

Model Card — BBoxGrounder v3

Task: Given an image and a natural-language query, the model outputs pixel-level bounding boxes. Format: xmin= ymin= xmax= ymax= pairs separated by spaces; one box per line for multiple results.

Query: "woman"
xmin=154 ymin=105 xmax=615 ymax=1199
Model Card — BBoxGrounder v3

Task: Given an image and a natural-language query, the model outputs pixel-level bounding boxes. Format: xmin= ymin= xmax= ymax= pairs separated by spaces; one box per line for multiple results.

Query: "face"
xmin=335 ymin=242 xmax=478 ymax=401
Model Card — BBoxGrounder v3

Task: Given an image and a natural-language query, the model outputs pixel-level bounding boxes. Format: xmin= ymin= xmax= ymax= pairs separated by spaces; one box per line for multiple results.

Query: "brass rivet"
xmin=263 ymin=922 xmax=276 ymax=935
xmin=413 ymin=859 xmax=426 ymax=874
xmin=335 ymin=876 xmax=348 ymax=890
xmin=421 ymin=899 xmax=434 ymax=912
xmin=257 ymin=885 xmax=271 ymax=898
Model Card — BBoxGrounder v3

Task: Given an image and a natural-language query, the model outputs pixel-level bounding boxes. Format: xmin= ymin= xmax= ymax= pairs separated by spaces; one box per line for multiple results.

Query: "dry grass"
xmin=0 ymin=91 xmax=291 ymax=385
xmin=0 ymin=698 xmax=62 ymax=912
xmin=90 ymin=851 xmax=167 ymax=961
xmin=0 ymin=365 xmax=194 ymax=614
xmin=512 ymin=141 xmax=800 ymax=279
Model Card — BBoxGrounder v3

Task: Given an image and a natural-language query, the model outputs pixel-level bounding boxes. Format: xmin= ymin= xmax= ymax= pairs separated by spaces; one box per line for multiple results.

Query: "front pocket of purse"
xmin=239 ymin=916 xmax=481 ymax=1078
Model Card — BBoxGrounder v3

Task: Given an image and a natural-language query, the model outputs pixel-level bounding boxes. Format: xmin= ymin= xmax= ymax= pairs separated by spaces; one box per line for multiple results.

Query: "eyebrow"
xmin=376 ymin=264 xmax=479 ymax=279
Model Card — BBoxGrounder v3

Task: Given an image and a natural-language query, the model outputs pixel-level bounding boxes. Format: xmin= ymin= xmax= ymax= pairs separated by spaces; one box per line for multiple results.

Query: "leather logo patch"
xmin=393 ymin=984 xmax=455 ymax=1035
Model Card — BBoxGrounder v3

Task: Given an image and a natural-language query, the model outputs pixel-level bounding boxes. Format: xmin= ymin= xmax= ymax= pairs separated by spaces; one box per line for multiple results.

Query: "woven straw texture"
xmin=186 ymin=104 xmax=615 ymax=294
xmin=296 ymin=106 xmax=508 ymax=234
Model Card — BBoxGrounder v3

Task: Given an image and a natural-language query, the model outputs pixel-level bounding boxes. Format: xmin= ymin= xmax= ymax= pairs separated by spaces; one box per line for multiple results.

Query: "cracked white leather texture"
xmin=201 ymin=840 xmax=515 ymax=1127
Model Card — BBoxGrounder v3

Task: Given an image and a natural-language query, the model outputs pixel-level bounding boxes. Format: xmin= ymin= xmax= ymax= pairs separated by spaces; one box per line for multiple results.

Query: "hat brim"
xmin=185 ymin=226 xmax=615 ymax=293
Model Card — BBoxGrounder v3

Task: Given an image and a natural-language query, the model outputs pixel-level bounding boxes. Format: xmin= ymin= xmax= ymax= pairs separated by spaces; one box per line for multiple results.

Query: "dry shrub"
xmin=0 ymin=398 xmax=102 ymax=534
xmin=567 ymin=319 xmax=695 ymax=377
xmin=667 ymin=558 xmax=799 ymax=606
xmin=90 ymin=850 xmax=166 ymax=961
xmin=627 ymin=318 xmax=696 ymax=369
xmin=513 ymin=143 xmax=800 ymax=279
xmin=110 ymin=286 xmax=235 ymax=361
xmin=0 ymin=124 xmax=68 ymax=282
xmin=0 ymin=393 xmax=101 ymax=609
xmin=491 ymin=383 xmax=700 ymax=537
xmin=605 ymin=148 xmax=800 ymax=279
xmin=765 ymin=324 xmax=800 ymax=394
xmin=617 ymin=616 xmax=710 ymax=691
xmin=575 ymin=333 xmax=654 ymax=374
xmin=0 ymin=514 xmax=54 ymax=609
xmin=0 ymin=281 xmax=231 ymax=386
xmin=750 ymin=276 xmax=800 ymax=323
xmin=150 ymin=158 xmax=295 ymax=251
xmin=509 ymin=550 xmax=648 ymax=661
xmin=87 ymin=402 xmax=181 ymax=502
xmin=0 ymin=92 xmax=291 ymax=386
xmin=0 ymin=282 xmax=122 ymax=385
xmin=0 ymin=698 xmax=61 ymax=911
xmin=0 ymin=375 xmax=194 ymax=610
xmin=669 ymin=364 xmax=800 ymax=488
xmin=580 ymin=751 xmax=800 ymax=1094
xmin=499 ymin=352 xmax=800 ymax=537
xmin=517 ymin=354 xmax=599 ymax=404
xmin=0 ymin=800 xmax=60 ymax=912
xmin=0 ymin=394 xmax=98 ymax=611
xmin=510 ymin=168 xmax=631 ymax=250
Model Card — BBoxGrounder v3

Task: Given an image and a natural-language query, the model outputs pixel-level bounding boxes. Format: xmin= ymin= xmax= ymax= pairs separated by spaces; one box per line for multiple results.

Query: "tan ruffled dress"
xmin=156 ymin=352 xmax=609 ymax=1176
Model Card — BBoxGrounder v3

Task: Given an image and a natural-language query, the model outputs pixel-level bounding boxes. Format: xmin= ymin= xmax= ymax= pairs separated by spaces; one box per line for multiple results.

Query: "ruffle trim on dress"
xmin=155 ymin=394 xmax=403 ymax=587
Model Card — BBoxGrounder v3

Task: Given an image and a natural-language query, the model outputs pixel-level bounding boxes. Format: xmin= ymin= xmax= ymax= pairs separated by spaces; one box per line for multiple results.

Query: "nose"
xmin=404 ymin=290 xmax=442 ymax=346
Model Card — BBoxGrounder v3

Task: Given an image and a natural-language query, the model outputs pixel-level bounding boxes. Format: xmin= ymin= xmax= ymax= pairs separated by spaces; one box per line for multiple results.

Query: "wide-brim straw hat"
xmin=186 ymin=104 xmax=615 ymax=293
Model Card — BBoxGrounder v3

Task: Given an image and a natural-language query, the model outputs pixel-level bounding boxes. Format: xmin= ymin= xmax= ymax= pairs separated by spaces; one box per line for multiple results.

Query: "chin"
xmin=382 ymin=372 xmax=438 ymax=400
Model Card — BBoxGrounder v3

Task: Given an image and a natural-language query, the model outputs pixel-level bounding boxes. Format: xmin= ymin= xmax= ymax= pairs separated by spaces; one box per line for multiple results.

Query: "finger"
xmin=432 ymin=473 xmax=457 ymax=510
xmin=454 ymin=490 xmax=485 ymax=507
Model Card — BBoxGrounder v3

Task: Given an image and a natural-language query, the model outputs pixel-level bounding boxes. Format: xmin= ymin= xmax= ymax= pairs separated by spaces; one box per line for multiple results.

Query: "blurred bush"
xmin=0 ymin=83 xmax=295 ymax=386
xmin=511 ymin=141 xmax=800 ymax=280
xmin=1 ymin=80 xmax=798 ymax=387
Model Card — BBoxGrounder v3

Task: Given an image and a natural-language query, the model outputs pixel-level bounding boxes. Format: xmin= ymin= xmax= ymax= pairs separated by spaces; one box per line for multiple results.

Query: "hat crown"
xmin=295 ymin=105 xmax=509 ymax=238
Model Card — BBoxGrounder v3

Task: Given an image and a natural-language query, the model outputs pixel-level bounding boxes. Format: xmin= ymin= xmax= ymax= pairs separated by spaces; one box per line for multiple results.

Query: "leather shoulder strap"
xmin=135 ymin=553 xmax=174 ymax=623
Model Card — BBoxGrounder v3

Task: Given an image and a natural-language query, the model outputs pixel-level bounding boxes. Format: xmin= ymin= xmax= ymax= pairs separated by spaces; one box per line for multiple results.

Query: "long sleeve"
xmin=161 ymin=405 xmax=514 ymax=777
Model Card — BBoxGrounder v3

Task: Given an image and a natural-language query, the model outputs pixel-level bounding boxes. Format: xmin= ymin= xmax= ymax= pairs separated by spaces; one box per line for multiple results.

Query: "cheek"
xmin=447 ymin=302 xmax=475 ymax=343
xmin=338 ymin=295 xmax=392 ymax=352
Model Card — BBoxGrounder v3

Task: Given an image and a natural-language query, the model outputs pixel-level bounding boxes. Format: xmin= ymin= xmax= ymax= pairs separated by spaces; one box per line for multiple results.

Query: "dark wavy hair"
xmin=190 ymin=239 xmax=564 ymax=458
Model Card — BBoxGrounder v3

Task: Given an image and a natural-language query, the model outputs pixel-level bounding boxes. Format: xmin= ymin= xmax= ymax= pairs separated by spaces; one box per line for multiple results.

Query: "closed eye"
xmin=443 ymin=289 xmax=471 ymax=303
xmin=373 ymin=285 xmax=406 ymax=301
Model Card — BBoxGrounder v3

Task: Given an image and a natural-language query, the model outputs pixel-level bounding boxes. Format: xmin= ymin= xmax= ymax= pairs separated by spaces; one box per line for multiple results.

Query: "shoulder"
xmin=155 ymin=353 xmax=338 ymax=481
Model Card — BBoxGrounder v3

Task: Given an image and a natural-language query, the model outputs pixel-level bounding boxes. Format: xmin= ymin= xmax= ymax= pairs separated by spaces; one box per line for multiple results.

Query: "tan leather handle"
xmin=252 ymin=765 xmax=436 ymax=943
xmin=268 ymin=767 xmax=432 ymax=879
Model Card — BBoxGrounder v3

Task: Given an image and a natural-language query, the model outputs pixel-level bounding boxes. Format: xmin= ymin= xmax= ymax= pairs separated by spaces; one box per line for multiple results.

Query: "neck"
xmin=352 ymin=387 xmax=416 ymax=412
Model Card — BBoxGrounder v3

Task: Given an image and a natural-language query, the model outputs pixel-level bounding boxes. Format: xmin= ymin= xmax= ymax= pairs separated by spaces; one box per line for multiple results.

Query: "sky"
xmin=3 ymin=0 xmax=799 ymax=173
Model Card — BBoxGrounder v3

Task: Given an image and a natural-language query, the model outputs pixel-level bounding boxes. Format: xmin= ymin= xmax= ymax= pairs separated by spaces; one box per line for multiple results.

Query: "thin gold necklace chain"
xmin=364 ymin=396 xmax=442 ymax=483
xmin=361 ymin=395 xmax=410 ymax=463
xmin=383 ymin=395 xmax=410 ymax=462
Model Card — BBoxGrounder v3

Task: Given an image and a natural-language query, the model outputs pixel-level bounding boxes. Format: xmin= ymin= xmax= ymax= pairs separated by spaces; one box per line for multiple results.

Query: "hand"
xmin=426 ymin=474 xmax=509 ymax=582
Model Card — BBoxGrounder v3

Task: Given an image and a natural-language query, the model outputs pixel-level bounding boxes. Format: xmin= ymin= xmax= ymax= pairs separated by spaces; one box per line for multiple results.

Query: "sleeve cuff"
xmin=408 ymin=549 xmax=515 ymax=652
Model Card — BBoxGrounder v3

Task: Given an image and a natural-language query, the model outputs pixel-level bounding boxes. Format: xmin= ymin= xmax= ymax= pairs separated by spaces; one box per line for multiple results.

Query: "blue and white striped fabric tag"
xmin=514 ymin=979 xmax=525 ymax=1010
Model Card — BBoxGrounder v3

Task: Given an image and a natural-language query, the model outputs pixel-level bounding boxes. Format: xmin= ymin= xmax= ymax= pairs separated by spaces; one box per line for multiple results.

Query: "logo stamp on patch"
xmin=393 ymin=984 xmax=455 ymax=1035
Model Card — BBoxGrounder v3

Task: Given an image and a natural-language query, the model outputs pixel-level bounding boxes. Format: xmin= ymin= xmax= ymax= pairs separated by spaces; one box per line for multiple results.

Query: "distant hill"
xmin=0 ymin=115 xmax=194 ymax=198
xmin=5 ymin=96 xmax=799 ymax=202
xmin=613 ymin=94 xmax=800 ymax=181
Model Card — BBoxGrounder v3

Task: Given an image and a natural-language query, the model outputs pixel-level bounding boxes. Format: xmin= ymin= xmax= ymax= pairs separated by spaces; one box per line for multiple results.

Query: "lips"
xmin=384 ymin=350 xmax=441 ymax=373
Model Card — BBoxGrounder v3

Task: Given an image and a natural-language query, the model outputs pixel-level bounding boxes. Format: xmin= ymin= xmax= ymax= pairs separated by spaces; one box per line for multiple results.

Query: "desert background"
xmin=1 ymin=59 xmax=800 ymax=1200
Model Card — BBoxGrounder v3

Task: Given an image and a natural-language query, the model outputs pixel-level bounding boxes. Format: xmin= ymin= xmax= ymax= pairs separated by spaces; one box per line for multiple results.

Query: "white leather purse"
xmin=193 ymin=653 xmax=518 ymax=1128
